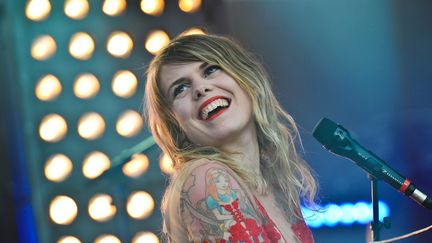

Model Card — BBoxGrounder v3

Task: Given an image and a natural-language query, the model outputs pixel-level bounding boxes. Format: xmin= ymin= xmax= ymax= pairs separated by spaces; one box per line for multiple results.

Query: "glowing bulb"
xmin=26 ymin=0 xmax=51 ymax=21
xmin=126 ymin=191 xmax=154 ymax=219
xmin=140 ymin=0 xmax=164 ymax=16
xmin=107 ymin=31 xmax=133 ymax=58
xmin=145 ymin=30 xmax=170 ymax=55
xmin=116 ymin=110 xmax=143 ymax=137
xmin=39 ymin=114 xmax=67 ymax=142
xmin=49 ymin=195 xmax=78 ymax=225
xmin=178 ymin=0 xmax=201 ymax=13
xmin=122 ymin=153 xmax=149 ymax=178
xmin=58 ymin=236 xmax=81 ymax=243
xmin=94 ymin=235 xmax=121 ymax=243
xmin=35 ymin=74 xmax=62 ymax=101
xmin=82 ymin=151 xmax=111 ymax=179
xmin=77 ymin=112 xmax=105 ymax=140
xmin=132 ymin=232 xmax=159 ymax=243
xmin=111 ymin=70 xmax=138 ymax=98
xmin=159 ymin=153 xmax=174 ymax=174
xmin=69 ymin=32 xmax=95 ymax=60
xmin=88 ymin=194 xmax=116 ymax=222
xmin=64 ymin=0 xmax=89 ymax=19
xmin=73 ymin=73 xmax=100 ymax=99
xmin=31 ymin=35 xmax=56 ymax=60
xmin=44 ymin=154 xmax=73 ymax=182
xmin=103 ymin=0 xmax=127 ymax=16
xmin=181 ymin=27 xmax=206 ymax=36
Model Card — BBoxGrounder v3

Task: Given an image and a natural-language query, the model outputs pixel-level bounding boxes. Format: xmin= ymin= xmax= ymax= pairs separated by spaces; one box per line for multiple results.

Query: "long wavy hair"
xmin=144 ymin=34 xmax=317 ymax=227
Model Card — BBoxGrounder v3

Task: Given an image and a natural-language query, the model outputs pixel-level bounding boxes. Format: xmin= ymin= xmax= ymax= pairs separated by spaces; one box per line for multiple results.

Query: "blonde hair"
xmin=144 ymin=34 xmax=317 ymax=237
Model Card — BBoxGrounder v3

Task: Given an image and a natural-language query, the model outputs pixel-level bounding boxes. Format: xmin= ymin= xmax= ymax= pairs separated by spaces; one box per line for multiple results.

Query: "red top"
xmin=203 ymin=198 xmax=314 ymax=243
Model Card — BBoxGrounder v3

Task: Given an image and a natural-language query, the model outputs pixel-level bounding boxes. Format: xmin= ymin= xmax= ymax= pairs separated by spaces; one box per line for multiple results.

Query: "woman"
xmin=144 ymin=34 xmax=317 ymax=242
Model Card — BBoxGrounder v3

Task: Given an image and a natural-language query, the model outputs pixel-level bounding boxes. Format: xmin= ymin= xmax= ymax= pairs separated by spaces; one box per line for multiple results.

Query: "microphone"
xmin=312 ymin=117 xmax=432 ymax=209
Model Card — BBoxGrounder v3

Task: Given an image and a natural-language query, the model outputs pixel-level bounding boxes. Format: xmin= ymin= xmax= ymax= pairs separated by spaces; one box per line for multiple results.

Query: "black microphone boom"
xmin=312 ymin=117 xmax=432 ymax=209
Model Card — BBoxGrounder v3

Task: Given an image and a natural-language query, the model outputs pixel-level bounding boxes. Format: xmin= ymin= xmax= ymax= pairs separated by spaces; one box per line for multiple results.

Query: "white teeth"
xmin=201 ymin=98 xmax=229 ymax=120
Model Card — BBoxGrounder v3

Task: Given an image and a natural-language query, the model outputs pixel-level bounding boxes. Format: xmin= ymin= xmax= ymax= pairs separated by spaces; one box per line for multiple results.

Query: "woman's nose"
xmin=193 ymin=84 xmax=211 ymax=99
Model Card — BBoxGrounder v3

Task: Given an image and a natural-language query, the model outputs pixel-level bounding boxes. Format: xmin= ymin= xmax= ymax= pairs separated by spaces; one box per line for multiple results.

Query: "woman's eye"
xmin=173 ymin=83 xmax=188 ymax=98
xmin=203 ymin=65 xmax=220 ymax=78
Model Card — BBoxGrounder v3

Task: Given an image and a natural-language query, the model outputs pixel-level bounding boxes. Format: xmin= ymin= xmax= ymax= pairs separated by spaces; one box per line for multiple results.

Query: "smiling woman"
xmin=144 ymin=34 xmax=317 ymax=242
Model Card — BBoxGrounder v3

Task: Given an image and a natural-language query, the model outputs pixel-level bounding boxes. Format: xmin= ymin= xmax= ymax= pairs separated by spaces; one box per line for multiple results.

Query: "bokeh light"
xmin=35 ymin=74 xmax=62 ymax=101
xmin=58 ymin=236 xmax=81 ymax=243
xmin=159 ymin=153 xmax=174 ymax=174
xmin=103 ymin=0 xmax=127 ymax=16
xmin=116 ymin=110 xmax=143 ymax=137
xmin=126 ymin=191 xmax=154 ymax=219
xmin=140 ymin=0 xmax=164 ymax=16
xmin=73 ymin=73 xmax=100 ymax=99
xmin=64 ymin=0 xmax=89 ymax=19
xmin=107 ymin=31 xmax=133 ymax=58
xmin=178 ymin=0 xmax=201 ymax=13
xmin=88 ymin=194 xmax=117 ymax=222
xmin=181 ymin=27 xmax=206 ymax=36
xmin=25 ymin=0 xmax=51 ymax=21
xmin=31 ymin=35 xmax=56 ymax=60
xmin=111 ymin=70 xmax=138 ymax=98
xmin=145 ymin=30 xmax=170 ymax=55
xmin=94 ymin=235 xmax=121 ymax=243
xmin=77 ymin=112 xmax=105 ymax=140
xmin=132 ymin=232 xmax=159 ymax=243
xmin=82 ymin=151 xmax=111 ymax=179
xmin=49 ymin=195 xmax=78 ymax=225
xmin=122 ymin=153 xmax=149 ymax=178
xmin=44 ymin=154 xmax=73 ymax=182
xmin=39 ymin=114 xmax=68 ymax=142
xmin=69 ymin=32 xmax=95 ymax=60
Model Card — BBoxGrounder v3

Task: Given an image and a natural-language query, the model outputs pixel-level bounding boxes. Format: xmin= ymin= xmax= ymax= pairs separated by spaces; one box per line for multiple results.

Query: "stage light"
xmin=178 ymin=0 xmax=201 ymax=13
xmin=31 ymin=35 xmax=56 ymax=61
xmin=25 ymin=0 xmax=51 ymax=21
xmin=159 ymin=153 xmax=174 ymax=174
xmin=126 ymin=191 xmax=154 ymax=219
xmin=182 ymin=27 xmax=206 ymax=36
xmin=39 ymin=114 xmax=67 ymax=142
xmin=44 ymin=154 xmax=73 ymax=182
xmin=145 ymin=30 xmax=170 ymax=55
xmin=82 ymin=151 xmax=111 ymax=179
xmin=88 ymin=194 xmax=117 ymax=222
xmin=35 ymin=74 xmax=62 ymax=101
xmin=103 ymin=0 xmax=127 ymax=16
xmin=323 ymin=204 xmax=343 ymax=227
xmin=64 ymin=0 xmax=89 ymax=20
xmin=132 ymin=232 xmax=159 ymax=243
xmin=339 ymin=203 xmax=356 ymax=225
xmin=77 ymin=112 xmax=105 ymax=140
xmin=140 ymin=0 xmax=164 ymax=16
xmin=353 ymin=202 xmax=371 ymax=224
xmin=58 ymin=236 xmax=81 ymax=243
xmin=73 ymin=73 xmax=100 ymax=99
xmin=94 ymin=235 xmax=121 ymax=243
xmin=122 ymin=153 xmax=149 ymax=178
xmin=69 ymin=32 xmax=95 ymax=60
xmin=116 ymin=110 xmax=143 ymax=138
xmin=107 ymin=31 xmax=133 ymax=58
xmin=111 ymin=70 xmax=138 ymax=98
xmin=49 ymin=195 xmax=78 ymax=225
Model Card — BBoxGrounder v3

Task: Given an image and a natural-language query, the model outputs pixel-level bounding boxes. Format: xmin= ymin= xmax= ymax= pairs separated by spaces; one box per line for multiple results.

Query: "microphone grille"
xmin=312 ymin=117 xmax=339 ymax=146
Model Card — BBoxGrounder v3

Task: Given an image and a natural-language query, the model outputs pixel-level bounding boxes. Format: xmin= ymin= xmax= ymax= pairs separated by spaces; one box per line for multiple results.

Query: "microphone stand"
xmin=369 ymin=175 xmax=391 ymax=242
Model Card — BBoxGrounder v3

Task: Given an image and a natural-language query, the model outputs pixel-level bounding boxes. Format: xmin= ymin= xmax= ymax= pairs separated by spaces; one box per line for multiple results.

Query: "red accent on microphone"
xmin=399 ymin=179 xmax=411 ymax=193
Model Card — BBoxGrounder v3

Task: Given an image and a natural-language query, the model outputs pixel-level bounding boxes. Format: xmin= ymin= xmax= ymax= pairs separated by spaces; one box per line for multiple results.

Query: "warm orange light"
xmin=145 ymin=30 xmax=170 ymax=55
xmin=132 ymin=232 xmax=159 ymax=243
xmin=39 ymin=114 xmax=68 ymax=142
xmin=126 ymin=191 xmax=154 ymax=219
xmin=82 ymin=151 xmax=111 ymax=179
xmin=73 ymin=73 xmax=100 ymax=99
xmin=111 ymin=70 xmax=138 ymax=98
xmin=94 ymin=235 xmax=121 ymax=243
xmin=35 ymin=74 xmax=62 ymax=101
xmin=44 ymin=154 xmax=73 ymax=182
xmin=178 ymin=0 xmax=201 ymax=13
xmin=88 ymin=194 xmax=116 ymax=222
xmin=77 ymin=112 xmax=105 ymax=140
xmin=58 ymin=236 xmax=81 ymax=243
xmin=159 ymin=153 xmax=174 ymax=174
xmin=181 ymin=27 xmax=206 ymax=36
xmin=49 ymin=195 xmax=78 ymax=225
xmin=69 ymin=32 xmax=95 ymax=60
xmin=25 ymin=0 xmax=51 ymax=21
xmin=116 ymin=110 xmax=143 ymax=137
xmin=122 ymin=153 xmax=149 ymax=178
xmin=64 ymin=0 xmax=89 ymax=19
xmin=140 ymin=0 xmax=164 ymax=16
xmin=103 ymin=0 xmax=127 ymax=16
xmin=107 ymin=31 xmax=133 ymax=58
xmin=31 ymin=35 xmax=56 ymax=60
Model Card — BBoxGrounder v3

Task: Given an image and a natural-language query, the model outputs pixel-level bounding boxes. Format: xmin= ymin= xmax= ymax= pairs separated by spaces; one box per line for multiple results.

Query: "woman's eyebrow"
xmin=166 ymin=62 xmax=209 ymax=96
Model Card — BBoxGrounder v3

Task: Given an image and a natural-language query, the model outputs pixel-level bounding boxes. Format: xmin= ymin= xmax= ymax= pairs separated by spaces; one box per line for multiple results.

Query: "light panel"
xmin=116 ymin=110 xmax=143 ymax=137
xmin=69 ymin=32 xmax=95 ymax=60
xmin=111 ymin=70 xmax=138 ymax=98
xmin=122 ymin=153 xmax=149 ymax=178
xmin=39 ymin=114 xmax=68 ymax=142
xmin=73 ymin=73 xmax=100 ymax=99
xmin=44 ymin=154 xmax=73 ymax=182
xmin=49 ymin=195 xmax=78 ymax=225
xmin=88 ymin=194 xmax=117 ymax=222
xmin=145 ymin=30 xmax=170 ymax=55
xmin=107 ymin=31 xmax=133 ymax=58
xmin=25 ymin=0 xmax=51 ymax=21
xmin=178 ymin=0 xmax=201 ymax=13
xmin=82 ymin=151 xmax=111 ymax=179
xmin=64 ymin=0 xmax=89 ymax=20
xmin=77 ymin=112 xmax=105 ymax=140
xmin=140 ymin=0 xmax=164 ymax=16
xmin=102 ymin=0 xmax=127 ymax=16
xmin=126 ymin=191 xmax=154 ymax=219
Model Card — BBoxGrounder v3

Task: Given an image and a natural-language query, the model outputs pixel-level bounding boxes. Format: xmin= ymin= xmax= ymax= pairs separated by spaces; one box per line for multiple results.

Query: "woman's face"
xmin=159 ymin=61 xmax=255 ymax=148
xmin=214 ymin=173 xmax=229 ymax=191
